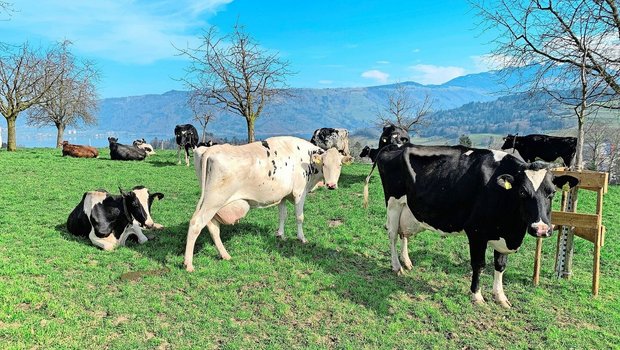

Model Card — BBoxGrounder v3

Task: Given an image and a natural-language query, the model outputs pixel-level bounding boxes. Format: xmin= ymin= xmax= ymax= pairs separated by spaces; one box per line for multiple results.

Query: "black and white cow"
xmin=363 ymin=144 xmax=578 ymax=308
xmin=133 ymin=138 xmax=156 ymax=156
xmin=310 ymin=128 xmax=350 ymax=156
xmin=108 ymin=137 xmax=147 ymax=161
xmin=501 ymin=134 xmax=577 ymax=167
xmin=66 ymin=186 xmax=164 ymax=250
xmin=359 ymin=124 xmax=410 ymax=162
xmin=175 ymin=124 xmax=199 ymax=166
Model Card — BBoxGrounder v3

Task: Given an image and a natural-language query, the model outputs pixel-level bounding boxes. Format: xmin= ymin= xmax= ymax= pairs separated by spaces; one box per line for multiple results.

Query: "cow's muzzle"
xmin=326 ymin=183 xmax=337 ymax=190
xmin=531 ymin=223 xmax=553 ymax=238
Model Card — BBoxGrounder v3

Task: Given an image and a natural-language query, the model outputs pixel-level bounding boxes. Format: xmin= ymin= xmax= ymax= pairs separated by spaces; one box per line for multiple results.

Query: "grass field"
xmin=1 ymin=148 xmax=619 ymax=349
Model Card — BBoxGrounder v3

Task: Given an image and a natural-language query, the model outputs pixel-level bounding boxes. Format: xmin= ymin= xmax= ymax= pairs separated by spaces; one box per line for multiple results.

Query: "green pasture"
xmin=0 ymin=148 xmax=619 ymax=349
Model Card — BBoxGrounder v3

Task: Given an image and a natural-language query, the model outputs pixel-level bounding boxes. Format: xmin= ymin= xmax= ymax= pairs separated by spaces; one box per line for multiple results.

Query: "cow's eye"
xmin=519 ymin=190 xmax=527 ymax=197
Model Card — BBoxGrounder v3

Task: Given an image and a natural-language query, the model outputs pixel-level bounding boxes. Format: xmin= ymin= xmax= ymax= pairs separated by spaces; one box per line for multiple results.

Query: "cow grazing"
xmin=108 ymin=137 xmax=147 ymax=161
xmin=184 ymin=136 xmax=353 ymax=271
xmin=310 ymin=128 xmax=351 ymax=156
xmin=359 ymin=124 xmax=410 ymax=162
xmin=61 ymin=141 xmax=99 ymax=158
xmin=175 ymin=124 xmax=199 ymax=166
xmin=501 ymin=134 xmax=577 ymax=167
xmin=363 ymin=144 xmax=578 ymax=308
xmin=133 ymin=138 xmax=156 ymax=155
xmin=66 ymin=186 xmax=164 ymax=250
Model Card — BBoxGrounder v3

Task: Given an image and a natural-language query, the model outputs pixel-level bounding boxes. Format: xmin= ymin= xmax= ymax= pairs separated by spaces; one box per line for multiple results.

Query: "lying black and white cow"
xmin=501 ymin=134 xmax=577 ymax=167
xmin=108 ymin=137 xmax=147 ymax=161
xmin=310 ymin=128 xmax=350 ymax=156
xmin=175 ymin=124 xmax=199 ymax=166
xmin=66 ymin=186 xmax=164 ymax=250
xmin=133 ymin=138 xmax=156 ymax=156
xmin=184 ymin=136 xmax=353 ymax=271
xmin=363 ymin=143 xmax=578 ymax=308
xmin=359 ymin=124 xmax=410 ymax=162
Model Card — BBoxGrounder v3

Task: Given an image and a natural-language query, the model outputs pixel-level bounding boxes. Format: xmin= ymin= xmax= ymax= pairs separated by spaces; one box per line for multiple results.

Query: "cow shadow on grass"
xmin=55 ymin=220 xmax=465 ymax=315
xmin=336 ymin=173 xmax=369 ymax=189
xmin=148 ymin=160 xmax=180 ymax=167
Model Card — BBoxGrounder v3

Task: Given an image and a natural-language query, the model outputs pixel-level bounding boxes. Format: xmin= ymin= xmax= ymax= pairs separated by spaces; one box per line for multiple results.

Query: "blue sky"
xmin=1 ymin=0 xmax=499 ymax=99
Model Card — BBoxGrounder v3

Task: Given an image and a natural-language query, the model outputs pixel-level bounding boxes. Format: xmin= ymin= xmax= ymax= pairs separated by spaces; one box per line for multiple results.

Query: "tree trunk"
xmin=56 ymin=123 xmax=65 ymax=148
xmin=202 ymin=127 xmax=207 ymax=143
xmin=5 ymin=116 xmax=17 ymax=151
xmin=246 ymin=117 xmax=255 ymax=143
xmin=575 ymin=118 xmax=585 ymax=171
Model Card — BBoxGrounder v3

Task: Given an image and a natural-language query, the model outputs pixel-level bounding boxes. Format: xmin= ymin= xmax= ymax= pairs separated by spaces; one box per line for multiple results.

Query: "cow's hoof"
xmin=471 ymin=291 xmax=485 ymax=305
xmin=184 ymin=264 xmax=195 ymax=272
xmin=275 ymin=233 xmax=285 ymax=240
xmin=219 ymin=253 xmax=232 ymax=260
xmin=403 ymin=261 xmax=413 ymax=270
xmin=494 ymin=296 xmax=512 ymax=309
xmin=393 ymin=267 xmax=405 ymax=276
xmin=298 ymin=238 xmax=308 ymax=244
xmin=152 ymin=223 xmax=164 ymax=230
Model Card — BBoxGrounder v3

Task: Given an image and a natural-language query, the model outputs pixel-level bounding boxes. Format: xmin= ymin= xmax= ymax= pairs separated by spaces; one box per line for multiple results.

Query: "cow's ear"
xmin=312 ymin=153 xmax=323 ymax=165
xmin=496 ymin=174 xmax=514 ymax=190
xmin=150 ymin=192 xmax=164 ymax=201
xmin=341 ymin=155 xmax=354 ymax=165
xmin=553 ymin=175 xmax=579 ymax=191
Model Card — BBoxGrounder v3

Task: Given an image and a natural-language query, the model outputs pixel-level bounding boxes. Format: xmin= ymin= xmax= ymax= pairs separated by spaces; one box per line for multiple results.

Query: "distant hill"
xmin=8 ymin=66 xmax=575 ymax=148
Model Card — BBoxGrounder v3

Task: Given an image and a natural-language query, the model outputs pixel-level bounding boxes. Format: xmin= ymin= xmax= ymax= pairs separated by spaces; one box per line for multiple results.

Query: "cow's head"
xmin=119 ymin=186 xmax=164 ymax=229
xmin=496 ymin=162 xmax=578 ymax=238
xmin=380 ymin=124 xmax=410 ymax=149
xmin=312 ymin=148 xmax=353 ymax=190
xmin=108 ymin=137 xmax=118 ymax=144
xmin=359 ymin=145 xmax=371 ymax=158
xmin=500 ymin=134 xmax=517 ymax=150
xmin=61 ymin=141 xmax=69 ymax=147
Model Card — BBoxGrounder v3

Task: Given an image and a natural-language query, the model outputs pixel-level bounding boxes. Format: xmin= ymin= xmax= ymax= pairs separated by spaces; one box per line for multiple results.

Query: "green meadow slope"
xmin=0 ymin=149 xmax=619 ymax=349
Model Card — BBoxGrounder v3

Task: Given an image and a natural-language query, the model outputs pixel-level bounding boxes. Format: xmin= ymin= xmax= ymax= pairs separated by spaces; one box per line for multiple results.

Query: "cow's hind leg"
xmin=468 ymin=237 xmax=487 ymax=305
xmin=400 ymin=235 xmax=413 ymax=270
xmin=184 ymin=208 xmax=219 ymax=272
xmin=276 ymin=200 xmax=287 ymax=240
xmin=206 ymin=220 xmax=231 ymax=260
xmin=177 ymin=146 xmax=182 ymax=165
xmin=493 ymin=250 xmax=511 ymax=309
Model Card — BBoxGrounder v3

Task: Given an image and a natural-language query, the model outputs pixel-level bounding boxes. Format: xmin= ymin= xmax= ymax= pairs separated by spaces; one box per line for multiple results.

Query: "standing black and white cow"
xmin=184 ymin=136 xmax=353 ymax=271
xmin=363 ymin=144 xmax=578 ymax=308
xmin=359 ymin=124 xmax=410 ymax=162
xmin=174 ymin=124 xmax=199 ymax=166
xmin=310 ymin=128 xmax=350 ymax=156
xmin=501 ymin=134 xmax=577 ymax=167
xmin=133 ymin=138 xmax=156 ymax=155
xmin=66 ymin=186 xmax=164 ymax=250
xmin=108 ymin=137 xmax=147 ymax=161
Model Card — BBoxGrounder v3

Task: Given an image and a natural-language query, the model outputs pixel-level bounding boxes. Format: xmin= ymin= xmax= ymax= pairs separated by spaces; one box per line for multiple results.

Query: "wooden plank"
xmin=552 ymin=170 xmax=608 ymax=192
xmin=551 ymin=211 xmax=599 ymax=230
xmin=533 ymin=237 xmax=543 ymax=286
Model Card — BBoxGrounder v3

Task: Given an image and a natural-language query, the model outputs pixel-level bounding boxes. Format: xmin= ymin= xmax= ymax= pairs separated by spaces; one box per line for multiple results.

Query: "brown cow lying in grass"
xmin=62 ymin=141 xmax=99 ymax=158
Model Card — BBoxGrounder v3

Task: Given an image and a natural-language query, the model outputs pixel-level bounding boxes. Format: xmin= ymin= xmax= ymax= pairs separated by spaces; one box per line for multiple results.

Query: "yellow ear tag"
xmin=313 ymin=155 xmax=322 ymax=165
xmin=504 ymin=182 xmax=512 ymax=190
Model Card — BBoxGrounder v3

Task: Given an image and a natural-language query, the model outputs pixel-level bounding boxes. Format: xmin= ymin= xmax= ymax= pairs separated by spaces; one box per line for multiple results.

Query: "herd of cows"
xmin=61 ymin=123 xmax=579 ymax=308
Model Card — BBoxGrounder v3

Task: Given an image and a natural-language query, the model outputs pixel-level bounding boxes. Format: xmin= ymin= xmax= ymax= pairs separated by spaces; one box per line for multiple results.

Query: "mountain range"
xmin=7 ymin=67 xmax=574 ymax=148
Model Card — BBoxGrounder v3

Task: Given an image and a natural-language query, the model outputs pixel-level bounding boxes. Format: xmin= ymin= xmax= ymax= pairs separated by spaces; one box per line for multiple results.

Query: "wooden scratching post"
xmin=533 ymin=169 xmax=609 ymax=296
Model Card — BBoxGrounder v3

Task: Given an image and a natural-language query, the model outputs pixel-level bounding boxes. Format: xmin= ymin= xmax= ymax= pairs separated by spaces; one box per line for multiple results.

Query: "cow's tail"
xmin=363 ymin=161 xmax=379 ymax=209
xmin=194 ymin=150 xmax=211 ymax=213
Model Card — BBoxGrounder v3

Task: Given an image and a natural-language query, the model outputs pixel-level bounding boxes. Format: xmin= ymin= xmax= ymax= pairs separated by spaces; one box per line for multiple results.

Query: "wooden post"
xmin=533 ymin=237 xmax=543 ymax=285
xmin=555 ymin=187 xmax=578 ymax=279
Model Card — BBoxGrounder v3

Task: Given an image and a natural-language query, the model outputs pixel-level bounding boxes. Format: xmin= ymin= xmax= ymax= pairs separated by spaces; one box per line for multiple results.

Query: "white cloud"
xmin=318 ymin=80 xmax=333 ymax=85
xmin=376 ymin=60 xmax=390 ymax=65
xmin=470 ymin=54 xmax=518 ymax=72
xmin=407 ymin=64 xmax=465 ymax=85
xmin=6 ymin=0 xmax=233 ymax=64
xmin=361 ymin=70 xmax=389 ymax=84
xmin=412 ymin=48 xmax=421 ymax=53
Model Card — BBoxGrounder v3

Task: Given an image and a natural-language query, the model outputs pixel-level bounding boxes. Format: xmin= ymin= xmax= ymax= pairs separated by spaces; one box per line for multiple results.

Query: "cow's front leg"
xmin=468 ymin=237 xmax=487 ymax=305
xmin=386 ymin=199 xmax=404 ymax=274
xmin=294 ymin=194 xmax=308 ymax=243
xmin=400 ymin=235 xmax=413 ymax=270
xmin=177 ymin=146 xmax=182 ymax=165
xmin=89 ymin=229 xmax=118 ymax=251
xmin=276 ymin=200 xmax=287 ymax=239
xmin=493 ymin=250 xmax=511 ymax=309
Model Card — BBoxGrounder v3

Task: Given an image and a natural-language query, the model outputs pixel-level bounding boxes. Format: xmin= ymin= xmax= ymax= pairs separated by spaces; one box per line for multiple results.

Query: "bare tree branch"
xmin=176 ymin=23 xmax=293 ymax=143
xmin=376 ymin=83 xmax=433 ymax=135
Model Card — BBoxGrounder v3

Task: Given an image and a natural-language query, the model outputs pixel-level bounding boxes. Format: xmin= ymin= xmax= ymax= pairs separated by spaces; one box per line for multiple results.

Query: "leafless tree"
xmin=584 ymin=120 xmax=610 ymax=171
xmin=474 ymin=0 xmax=620 ymax=170
xmin=27 ymin=41 xmax=100 ymax=147
xmin=188 ymin=93 xmax=217 ymax=143
xmin=376 ymin=83 xmax=432 ymax=135
xmin=1 ymin=1 xmax=13 ymax=18
xmin=177 ymin=24 xmax=292 ymax=143
xmin=0 ymin=42 xmax=65 ymax=151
